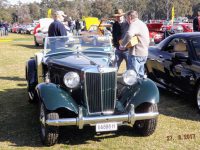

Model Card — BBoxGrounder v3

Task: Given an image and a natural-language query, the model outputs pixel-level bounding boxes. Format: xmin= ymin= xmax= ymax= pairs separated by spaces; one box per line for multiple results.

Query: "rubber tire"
xmin=26 ymin=66 xmax=37 ymax=103
xmin=39 ymin=102 xmax=59 ymax=146
xmin=196 ymin=85 xmax=200 ymax=110
xmin=133 ymin=103 xmax=158 ymax=136
xmin=34 ymin=36 xmax=39 ymax=46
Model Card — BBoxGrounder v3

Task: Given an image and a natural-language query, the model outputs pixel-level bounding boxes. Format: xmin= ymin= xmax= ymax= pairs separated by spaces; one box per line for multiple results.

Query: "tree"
xmin=29 ymin=2 xmax=40 ymax=20
xmin=1 ymin=0 xmax=200 ymax=23
xmin=90 ymin=0 xmax=113 ymax=18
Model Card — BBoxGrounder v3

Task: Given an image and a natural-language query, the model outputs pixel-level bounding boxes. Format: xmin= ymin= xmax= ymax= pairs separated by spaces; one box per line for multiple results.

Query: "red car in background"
xmin=160 ymin=21 xmax=172 ymax=31
xmin=147 ymin=20 xmax=193 ymax=45
xmin=147 ymin=23 xmax=165 ymax=44
xmin=11 ymin=25 xmax=19 ymax=33
xmin=170 ymin=23 xmax=193 ymax=33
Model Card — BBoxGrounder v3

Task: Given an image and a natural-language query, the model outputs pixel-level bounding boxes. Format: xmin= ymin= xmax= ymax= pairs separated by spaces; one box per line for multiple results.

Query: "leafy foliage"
xmin=0 ymin=0 xmax=200 ymax=22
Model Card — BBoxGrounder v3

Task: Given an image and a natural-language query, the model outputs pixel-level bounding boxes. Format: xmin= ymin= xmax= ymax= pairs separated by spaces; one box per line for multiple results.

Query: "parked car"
xmin=25 ymin=35 xmax=159 ymax=146
xmin=11 ymin=25 xmax=19 ymax=33
xmin=146 ymin=32 xmax=200 ymax=109
xmin=80 ymin=19 xmax=112 ymax=45
xmin=147 ymin=23 xmax=165 ymax=44
xmin=34 ymin=18 xmax=53 ymax=46
xmin=170 ymin=23 xmax=193 ymax=33
xmin=25 ymin=24 xmax=35 ymax=34
xmin=34 ymin=31 xmax=47 ymax=46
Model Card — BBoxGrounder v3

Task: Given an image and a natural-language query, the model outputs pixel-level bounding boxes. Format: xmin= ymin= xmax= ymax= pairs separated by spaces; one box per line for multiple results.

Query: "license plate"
xmin=96 ymin=122 xmax=118 ymax=132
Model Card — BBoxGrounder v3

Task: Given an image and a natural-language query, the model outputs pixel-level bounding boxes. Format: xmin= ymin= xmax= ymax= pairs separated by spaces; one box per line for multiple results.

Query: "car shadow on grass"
xmin=13 ymin=44 xmax=43 ymax=49
xmin=0 ymin=88 xmax=43 ymax=147
xmin=0 ymin=86 xmax=200 ymax=147
xmin=59 ymin=125 xmax=141 ymax=146
xmin=158 ymin=87 xmax=200 ymax=121
xmin=0 ymin=76 xmax=26 ymax=81
xmin=0 ymin=87 xmax=146 ymax=147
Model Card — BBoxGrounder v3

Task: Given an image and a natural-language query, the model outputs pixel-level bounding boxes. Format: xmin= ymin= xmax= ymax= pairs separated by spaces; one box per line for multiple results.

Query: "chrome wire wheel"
xmin=197 ymin=87 xmax=200 ymax=110
xmin=39 ymin=102 xmax=59 ymax=146
xmin=40 ymin=102 xmax=46 ymax=138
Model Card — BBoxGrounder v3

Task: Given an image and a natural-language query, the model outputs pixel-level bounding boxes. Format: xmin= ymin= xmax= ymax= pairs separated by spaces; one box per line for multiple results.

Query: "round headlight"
xmin=123 ymin=70 xmax=137 ymax=86
xmin=63 ymin=72 xmax=80 ymax=88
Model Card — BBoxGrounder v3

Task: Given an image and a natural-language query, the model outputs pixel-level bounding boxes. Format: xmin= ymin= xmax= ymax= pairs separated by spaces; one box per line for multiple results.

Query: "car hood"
xmin=47 ymin=53 xmax=110 ymax=70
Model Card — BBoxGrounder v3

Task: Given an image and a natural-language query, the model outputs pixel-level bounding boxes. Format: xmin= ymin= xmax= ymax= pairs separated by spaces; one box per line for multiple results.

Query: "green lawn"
xmin=0 ymin=33 xmax=200 ymax=150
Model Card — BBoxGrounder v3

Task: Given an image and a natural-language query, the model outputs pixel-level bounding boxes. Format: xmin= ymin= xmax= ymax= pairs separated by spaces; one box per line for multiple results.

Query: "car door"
xmin=179 ymin=37 xmax=200 ymax=94
xmin=168 ymin=38 xmax=195 ymax=93
xmin=147 ymin=38 xmax=177 ymax=86
xmin=170 ymin=36 xmax=200 ymax=94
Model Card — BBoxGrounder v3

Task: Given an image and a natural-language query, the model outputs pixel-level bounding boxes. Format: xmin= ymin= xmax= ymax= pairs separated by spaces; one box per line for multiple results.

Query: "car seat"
xmin=173 ymin=41 xmax=187 ymax=52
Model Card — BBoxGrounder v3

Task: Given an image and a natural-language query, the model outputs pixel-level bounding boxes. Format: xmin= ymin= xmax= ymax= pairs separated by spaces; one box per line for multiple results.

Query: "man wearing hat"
xmin=48 ymin=10 xmax=67 ymax=37
xmin=193 ymin=8 xmax=200 ymax=32
xmin=112 ymin=9 xmax=129 ymax=69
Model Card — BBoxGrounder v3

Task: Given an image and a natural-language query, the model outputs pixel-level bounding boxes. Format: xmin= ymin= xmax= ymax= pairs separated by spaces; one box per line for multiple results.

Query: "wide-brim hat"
xmin=113 ymin=9 xmax=125 ymax=17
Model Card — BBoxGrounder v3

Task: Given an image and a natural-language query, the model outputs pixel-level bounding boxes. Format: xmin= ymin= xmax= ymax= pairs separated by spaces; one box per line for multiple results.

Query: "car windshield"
xmin=44 ymin=35 xmax=112 ymax=55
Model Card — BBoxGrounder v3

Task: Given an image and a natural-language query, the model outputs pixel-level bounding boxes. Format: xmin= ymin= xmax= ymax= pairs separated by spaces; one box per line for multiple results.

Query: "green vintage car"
xmin=25 ymin=35 xmax=159 ymax=146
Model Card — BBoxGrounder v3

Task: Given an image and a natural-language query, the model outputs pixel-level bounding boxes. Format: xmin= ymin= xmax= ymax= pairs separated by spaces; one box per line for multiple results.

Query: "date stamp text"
xmin=166 ymin=134 xmax=195 ymax=141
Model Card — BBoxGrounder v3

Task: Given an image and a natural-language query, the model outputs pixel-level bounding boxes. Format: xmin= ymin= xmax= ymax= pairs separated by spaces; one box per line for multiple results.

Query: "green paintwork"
xmin=119 ymin=78 xmax=159 ymax=108
xmin=36 ymin=83 xmax=78 ymax=114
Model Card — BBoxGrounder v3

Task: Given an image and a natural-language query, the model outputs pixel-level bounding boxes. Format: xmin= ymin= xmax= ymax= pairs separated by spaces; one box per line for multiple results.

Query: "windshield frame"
xmin=43 ymin=35 xmax=113 ymax=56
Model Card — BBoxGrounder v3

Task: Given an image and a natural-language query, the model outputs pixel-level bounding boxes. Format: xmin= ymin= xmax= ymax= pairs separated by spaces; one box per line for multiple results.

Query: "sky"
xmin=7 ymin=0 xmax=41 ymax=5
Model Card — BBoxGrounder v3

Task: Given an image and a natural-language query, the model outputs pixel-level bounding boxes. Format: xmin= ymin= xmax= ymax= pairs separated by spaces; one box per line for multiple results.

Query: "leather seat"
xmin=173 ymin=42 xmax=187 ymax=52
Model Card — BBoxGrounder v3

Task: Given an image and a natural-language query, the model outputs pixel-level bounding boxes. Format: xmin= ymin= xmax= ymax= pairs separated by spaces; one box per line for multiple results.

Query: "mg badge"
xmin=98 ymin=66 xmax=105 ymax=73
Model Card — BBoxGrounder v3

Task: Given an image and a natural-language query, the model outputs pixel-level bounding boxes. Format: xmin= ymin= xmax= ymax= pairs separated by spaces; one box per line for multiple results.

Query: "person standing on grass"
xmin=112 ymin=9 xmax=129 ymax=69
xmin=75 ymin=19 xmax=81 ymax=36
xmin=48 ymin=10 xmax=67 ymax=51
xmin=48 ymin=10 xmax=67 ymax=37
xmin=119 ymin=10 xmax=150 ymax=78
xmin=193 ymin=8 xmax=200 ymax=32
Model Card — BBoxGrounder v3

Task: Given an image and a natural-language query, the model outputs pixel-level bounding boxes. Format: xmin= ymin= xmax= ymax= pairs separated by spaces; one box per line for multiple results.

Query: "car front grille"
xmin=85 ymin=71 xmax=117 ymax=114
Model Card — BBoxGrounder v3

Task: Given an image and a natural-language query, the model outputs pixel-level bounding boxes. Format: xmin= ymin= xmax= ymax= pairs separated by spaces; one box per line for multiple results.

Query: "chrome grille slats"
xmin=84 ymin=69 xmax=117 ymax=114
xmin=102 ymin=72 xmax=116 ymax=111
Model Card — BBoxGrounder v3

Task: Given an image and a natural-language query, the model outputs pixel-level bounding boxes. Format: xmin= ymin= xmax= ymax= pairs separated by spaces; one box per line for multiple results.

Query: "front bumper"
xmin=45 ymin=104 xmax=159 ymax=129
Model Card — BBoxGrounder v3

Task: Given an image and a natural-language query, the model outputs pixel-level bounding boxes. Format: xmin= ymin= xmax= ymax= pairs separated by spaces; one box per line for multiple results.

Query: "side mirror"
xmin=174 ymin=52 xmax=188 ymax=60
xmin=174 ymin=52 xmax=191 ymax=65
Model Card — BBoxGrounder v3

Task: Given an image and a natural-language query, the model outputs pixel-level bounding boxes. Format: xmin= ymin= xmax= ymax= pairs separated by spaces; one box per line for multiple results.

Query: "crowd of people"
xmin=112 ymin=9 xmax=149 ymax=77
xmin=50 ymin=9 xmax=148 ymax=77
xmin=3 ymin=8 xmax=200 ymax=77
xmin=48 ymin=11 xmax=85 ymax=37
xmin=0 ymin=20 xmax=9 ymax=36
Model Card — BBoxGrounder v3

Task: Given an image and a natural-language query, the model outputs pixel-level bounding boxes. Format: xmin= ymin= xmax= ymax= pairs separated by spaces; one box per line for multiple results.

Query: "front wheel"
xmin=26 ymin=66 xmax=37 ymax=103
xmin=133 ymin=103 xmax=158 ymax=136
xmin=39 ymin=102 xmax=59 ymax=146
xmin=34 ymin=36 xmax=39 ymax=46
xmin=196 ymin=85 xmax=200 ymax=110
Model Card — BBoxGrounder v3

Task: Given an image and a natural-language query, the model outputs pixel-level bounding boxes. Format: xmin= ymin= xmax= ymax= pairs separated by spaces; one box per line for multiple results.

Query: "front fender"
xmin=120 ymin=78 xmax=159 ymax=108
xmin=36 ymin=83 xmax=78 ymax=114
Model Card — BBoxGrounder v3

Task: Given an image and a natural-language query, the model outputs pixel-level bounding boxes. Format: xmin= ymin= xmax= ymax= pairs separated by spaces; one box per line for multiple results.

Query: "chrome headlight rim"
xmin=122 ymin=69 xmax=138 ymax=86
xmin=63 ymin=71 xmax=80 ymax=88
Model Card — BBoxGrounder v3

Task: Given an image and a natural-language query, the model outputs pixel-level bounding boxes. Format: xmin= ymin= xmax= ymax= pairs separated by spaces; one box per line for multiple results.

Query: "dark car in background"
xmin=26 ymin=35 xmax=159 ymax=146
xmin=146 ymin=32 xmax=200 ymax=109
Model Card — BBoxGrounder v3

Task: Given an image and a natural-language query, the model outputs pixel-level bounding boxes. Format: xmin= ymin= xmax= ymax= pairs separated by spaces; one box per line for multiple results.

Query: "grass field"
xmin=0 ymin=33 xmax=200 ymax=150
